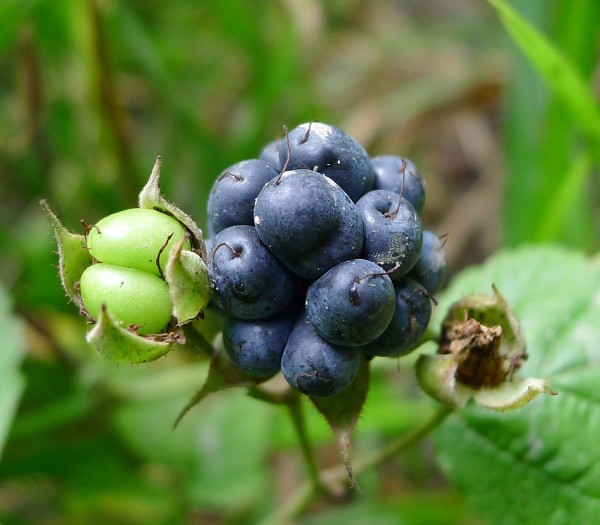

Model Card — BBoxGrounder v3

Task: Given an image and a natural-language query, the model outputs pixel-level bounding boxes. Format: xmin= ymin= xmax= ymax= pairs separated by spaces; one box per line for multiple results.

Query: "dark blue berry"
xmin=259 ymin=138 xmax=283 ymax=170
xmin=208 ymin=225 xmax=297 ymax=319
xmin=208 ymin=159 xmax=279 ymax=234
xmin=408 ymin=230 xmax=447 ymax=294
xmin=253 ymin=169 xmax=363 ymax=280
xmin=356 ymin=189 xmax=422 ymax=276
xmin=281 ymin=313 xmax=362 ymax=397
xmin=306 ymin=259 xmax=395 ymax=346
xmin=203 ymin=237 xmax=214 ymax=257
xmin=278 ymin=122 xmax=375 ymax=201
xmin=365 ymin=278 xmax=432 ymax=357
xmin=223 ymin=309 xmax=297 ymax=378
xmin=371 ymin=155 xmax=426 ymax=215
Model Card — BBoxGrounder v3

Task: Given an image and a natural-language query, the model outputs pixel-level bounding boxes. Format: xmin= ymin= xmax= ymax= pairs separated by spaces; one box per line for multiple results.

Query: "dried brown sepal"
xmin=416 ymin=285 xmax=555 ymax=412
xmin=440 ymin=317 xmax=522 ymax=389
xmin=439 ymin=285 xmax=527 ymax=390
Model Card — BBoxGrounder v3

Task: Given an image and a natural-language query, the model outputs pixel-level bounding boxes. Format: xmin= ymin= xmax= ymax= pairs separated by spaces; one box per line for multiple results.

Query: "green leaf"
xmin=311 ymin=357 xmax=370 ymax=490
xmin=113 ymin=389 xmax=274 ymax=513
xmin=0 ymin=285 xmax=25 ymax=462
xmin=432 ymin=245 xmax=600 ymax=525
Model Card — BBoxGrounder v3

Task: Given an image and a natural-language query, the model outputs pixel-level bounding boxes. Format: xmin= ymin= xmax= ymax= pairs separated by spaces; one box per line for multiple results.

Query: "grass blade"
xmin=536 ymin=151 xmax=592 ymax=243
xmin=487 ymin=0 xmax=600 ymax=156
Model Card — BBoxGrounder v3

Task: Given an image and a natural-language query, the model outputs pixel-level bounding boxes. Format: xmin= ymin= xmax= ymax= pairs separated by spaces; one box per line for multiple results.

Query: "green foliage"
xmin=488 ymin=0 xmax=600 ymax=150
xmin=0 ymin=285 xmax=25 ymax=461
xmin=498 ymin=0 xmax=600 ymax=248
xmin=1 ymin=1 xmax=599 ymax=524
xmin=113 ymin=387 xmax=275 ymax=515
xmin=434 ymin=246 xmax=600 ymax=525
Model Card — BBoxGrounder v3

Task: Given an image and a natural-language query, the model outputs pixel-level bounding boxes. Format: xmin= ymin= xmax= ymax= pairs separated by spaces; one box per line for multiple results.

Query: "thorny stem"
xmin=181 ymin=324 xmax=215 ymax=358
xmin=247 ymin=385 xmax=296 ymax=405
xmin=257 ymin=394 xmax=326 ymax=525
xmin=346 ymin=404 xmax=451 ymax=475
xmin=288 ymin=392 xmax=325 ymax=495
xmin=258 ymin=404 xmax=451 ymax=525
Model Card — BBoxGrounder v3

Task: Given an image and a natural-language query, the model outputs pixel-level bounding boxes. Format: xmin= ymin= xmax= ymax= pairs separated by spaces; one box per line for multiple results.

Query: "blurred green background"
xmin=0 ymin=0 xmax=598 ymax=523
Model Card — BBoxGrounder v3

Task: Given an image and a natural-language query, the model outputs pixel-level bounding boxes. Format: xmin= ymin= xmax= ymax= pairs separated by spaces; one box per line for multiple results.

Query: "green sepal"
xmin=473 ymin=377 xmax=557 ymax=411
xmin=87 ymin=304 xmax=182 ymax=364
xmin=165 ymin=238 xmax=211 ymax=325
xmin=416 ymin=353 xmax=556 ymax=411
xmin=138 ymin=157 xmax=208 ymax=262
xmin=415 ymin=353 xmax=470 ymax=409
xmin=40 ymin=200 xmax=93 ymax=310
xmin=416 ymin=285 xmax=556 ymax=411
xmin=311 ymin=356 xmax=370 ymax=491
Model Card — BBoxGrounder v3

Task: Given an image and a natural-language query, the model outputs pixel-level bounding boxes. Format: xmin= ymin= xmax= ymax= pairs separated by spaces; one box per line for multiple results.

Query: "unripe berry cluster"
xmin=207 ymin=122 xmax=447 ymax=397
xmin=80 ymin=208 xmax=190 ymax=334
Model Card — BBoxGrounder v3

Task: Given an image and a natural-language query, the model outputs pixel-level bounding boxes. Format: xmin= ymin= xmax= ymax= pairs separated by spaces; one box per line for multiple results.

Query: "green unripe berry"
xmin=87 ymin=208 xmax=190 ymax=276
xmin=80 ymin=263 xmax=173 ymax=335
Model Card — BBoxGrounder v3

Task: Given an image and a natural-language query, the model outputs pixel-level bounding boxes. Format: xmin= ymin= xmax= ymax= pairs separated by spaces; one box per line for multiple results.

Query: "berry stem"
xmin=259 ymin=403 xmax=451 ymax=524
xmin=155 ymin=232 xmax=174 ymax=279
xmin=277 ymin=125 xmax=291 ymax=182
xmin=247 ymin=385 xmax=296 ymax=405
xmin=209 ymin=242 xmax=241 ymax=262
xmin=182 ymin=324 xmax=216 ymax=359
xmin=288 ymin=392 xmax=325 ymax=494
xmin=301 ymin=121 xmax=313 ymax=144
xmin=347 ymin=404 xmax=450 ymax=475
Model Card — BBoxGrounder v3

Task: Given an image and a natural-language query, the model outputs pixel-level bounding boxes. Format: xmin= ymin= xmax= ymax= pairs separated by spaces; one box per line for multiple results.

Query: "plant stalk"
xmin=259 ymin=403 xmax=451 ymax=524
xmin=288 ymin=393 xmax=324 ymax=494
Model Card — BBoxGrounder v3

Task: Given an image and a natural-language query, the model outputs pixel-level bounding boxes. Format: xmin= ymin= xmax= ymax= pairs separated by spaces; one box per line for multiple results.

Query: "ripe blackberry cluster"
xmin=207 ymin=122 xmax=447 ymax=397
